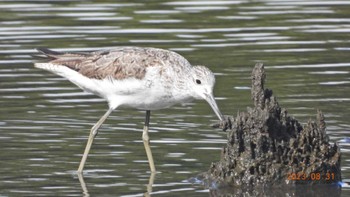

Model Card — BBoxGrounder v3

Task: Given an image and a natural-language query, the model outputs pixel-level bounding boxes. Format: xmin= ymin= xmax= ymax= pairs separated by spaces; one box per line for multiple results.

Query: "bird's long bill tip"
xmin=205 ymin=93 xmax=224 ymax=121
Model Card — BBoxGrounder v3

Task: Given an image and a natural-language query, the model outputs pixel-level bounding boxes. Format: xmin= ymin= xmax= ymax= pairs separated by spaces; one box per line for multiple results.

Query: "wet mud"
xmin=204 ymin=63 xmax=341 ymax=191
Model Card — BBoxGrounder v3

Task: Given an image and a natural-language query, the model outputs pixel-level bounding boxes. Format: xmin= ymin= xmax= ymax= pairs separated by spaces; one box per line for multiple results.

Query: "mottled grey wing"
xmin=38 ymin=47 xmax=167 ymax=80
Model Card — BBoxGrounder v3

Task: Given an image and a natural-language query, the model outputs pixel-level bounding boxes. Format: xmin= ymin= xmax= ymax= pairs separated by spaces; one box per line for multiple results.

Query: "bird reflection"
xmin=144 ymin=172 xmax=156 ymax=197
xmin=77 ymin=172 xmax=156 ymax=196
xmin=77 ymin=173 xmax=89 ymax=197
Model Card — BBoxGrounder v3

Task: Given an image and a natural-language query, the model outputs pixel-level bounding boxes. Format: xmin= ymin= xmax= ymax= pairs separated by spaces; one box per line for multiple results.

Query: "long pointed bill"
xmin=204 ymin=93 xmax=224 ymax=121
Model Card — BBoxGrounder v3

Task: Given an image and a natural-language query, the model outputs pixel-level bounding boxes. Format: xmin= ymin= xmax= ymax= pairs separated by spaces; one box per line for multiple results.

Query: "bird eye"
xmin=195 ymin=79 xmax=201 ymax=84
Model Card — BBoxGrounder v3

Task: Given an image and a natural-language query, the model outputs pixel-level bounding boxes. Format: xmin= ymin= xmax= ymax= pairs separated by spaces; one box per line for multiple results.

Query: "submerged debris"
xmin=205 ymin=63 xmax=341 ymax=188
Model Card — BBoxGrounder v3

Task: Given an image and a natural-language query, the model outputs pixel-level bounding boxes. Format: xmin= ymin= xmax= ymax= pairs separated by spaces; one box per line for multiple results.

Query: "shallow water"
xmin=0 ymin=0 xmax=349 ymax=196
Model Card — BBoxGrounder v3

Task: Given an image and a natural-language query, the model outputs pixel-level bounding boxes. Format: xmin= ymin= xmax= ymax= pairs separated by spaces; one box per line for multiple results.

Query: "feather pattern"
xmin=36 ymin=47 xmax=191 ymax=80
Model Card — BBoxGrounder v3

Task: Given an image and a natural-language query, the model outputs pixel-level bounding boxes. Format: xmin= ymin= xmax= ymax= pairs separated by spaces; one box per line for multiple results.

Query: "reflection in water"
xmin=144 ymin=173 xmax=155 ymax=197
xmin=190 ymin=174 xmax=343 ymax=196
xmin=208 ymin=184 xmax=342 ymax=197
xmin=77 ymin=172 xmax=156 ymax=197
xmin=78 ymin=173 xmax=89 ymax=197
xmin=0 ymin=0 xmax=350 ymax=196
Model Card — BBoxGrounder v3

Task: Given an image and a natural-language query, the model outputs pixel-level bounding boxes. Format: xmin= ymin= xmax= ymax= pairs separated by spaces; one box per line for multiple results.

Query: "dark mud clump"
xmin=206 ymin=63 xmax=341 ymax=188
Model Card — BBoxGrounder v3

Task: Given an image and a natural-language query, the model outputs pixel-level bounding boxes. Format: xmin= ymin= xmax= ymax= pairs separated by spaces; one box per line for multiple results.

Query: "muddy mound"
xmin=207 ymin=63 xmax=341 ymax=188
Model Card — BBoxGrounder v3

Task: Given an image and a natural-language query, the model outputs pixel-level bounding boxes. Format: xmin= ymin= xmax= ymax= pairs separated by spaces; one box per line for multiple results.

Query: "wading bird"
xmin=34 ymin=47 xmax=224 ymax=173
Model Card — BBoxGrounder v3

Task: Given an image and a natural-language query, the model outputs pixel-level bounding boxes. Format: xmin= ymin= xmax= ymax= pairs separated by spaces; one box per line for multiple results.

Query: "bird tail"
xmin=34 ymin=48 xmax=64 ymax=71
xmin=35 ymin=48 xmax=64 ymax=60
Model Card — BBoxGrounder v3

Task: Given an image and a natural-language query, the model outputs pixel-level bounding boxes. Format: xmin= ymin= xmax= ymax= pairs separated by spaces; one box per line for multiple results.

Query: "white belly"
xmin=120 ymin=92 xmax=193 ymax=110
xmin=89 ymin=75 xmax=193 ymax=110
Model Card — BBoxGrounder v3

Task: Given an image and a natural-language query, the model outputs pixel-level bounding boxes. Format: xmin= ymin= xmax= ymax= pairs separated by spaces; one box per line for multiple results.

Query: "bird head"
xmin=190 ymin=65 xmax=224 ymax=121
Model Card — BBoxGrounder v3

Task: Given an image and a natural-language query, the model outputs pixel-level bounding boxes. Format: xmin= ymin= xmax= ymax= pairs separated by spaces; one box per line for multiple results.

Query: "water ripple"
xmin=0 ymin=0 xmax=350 ymax=196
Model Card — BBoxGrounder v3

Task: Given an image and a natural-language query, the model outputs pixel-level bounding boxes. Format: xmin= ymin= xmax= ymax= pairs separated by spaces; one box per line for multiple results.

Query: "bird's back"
xmin=35 ymin=47 xmax=191 ymax=81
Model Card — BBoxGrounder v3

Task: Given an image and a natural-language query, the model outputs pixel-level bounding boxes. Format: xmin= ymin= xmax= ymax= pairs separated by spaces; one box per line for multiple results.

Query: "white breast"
xmin=106 ymin=66 xmax=194 ymax=110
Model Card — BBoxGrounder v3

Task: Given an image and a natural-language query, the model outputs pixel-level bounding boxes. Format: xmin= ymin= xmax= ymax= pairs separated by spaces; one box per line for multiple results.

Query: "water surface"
xmin=0 ymin=0 xmax=349 ymax=196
